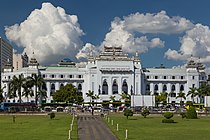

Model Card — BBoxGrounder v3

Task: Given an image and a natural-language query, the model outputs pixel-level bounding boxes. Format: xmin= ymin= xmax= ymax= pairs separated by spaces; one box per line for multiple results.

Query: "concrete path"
xmin=77 ymin=114 xmax=118 ymax=140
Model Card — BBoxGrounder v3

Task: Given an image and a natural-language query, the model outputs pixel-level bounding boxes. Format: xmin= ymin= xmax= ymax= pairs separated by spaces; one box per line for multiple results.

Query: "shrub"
xmin=162 ymin=119 xmax=174 ymax=123
xmin=186 ymin=107 xmax=197 ymax=119
xmin=124 ymin=109 xmax=133 ymax=119
xmin=180 ymin=112 xmax=186 ymax=119
xmin=163 ymin=112 xmax=173 ymax=119
xmin=141 ymin=109 xmax=150 ymax=118
xmin=49 ymin=112 xmax=55 ymax=119
xmin=185 ymin=101 xmax=193 ymax=106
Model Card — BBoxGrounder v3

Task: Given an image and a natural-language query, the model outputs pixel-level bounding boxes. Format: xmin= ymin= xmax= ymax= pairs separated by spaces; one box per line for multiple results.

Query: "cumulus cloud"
xmin=98 ymin=10 xmax=194 ymax=55
xmin=76 ymin=43 xmax=99 ymax=59
xmin=5 ymin=2 xmax=84 ymax=65
xmin=122 ymin=10 xmax=194 ymax=34
xmin=165 ymin=24 xmax=210 ymax=63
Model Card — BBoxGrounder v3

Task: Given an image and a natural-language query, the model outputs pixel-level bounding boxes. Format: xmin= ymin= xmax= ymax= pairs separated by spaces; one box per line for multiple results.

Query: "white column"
xmin=108 ymin=77 xmax=112 ymax=95
xmin=46 ymin=82 xmax=51 ymax=103
xmin=150 ymin=83 xmax=154 ymax=95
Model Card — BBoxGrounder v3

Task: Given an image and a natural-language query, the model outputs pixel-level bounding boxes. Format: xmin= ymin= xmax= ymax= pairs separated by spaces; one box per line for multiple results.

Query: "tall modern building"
xmin=0 ymin=37 xmax=13 ymax=84
xmin=1 ymin=46 xmax=210 ymax=106
xmin=13 ymin=53 xmax=28 ymax=71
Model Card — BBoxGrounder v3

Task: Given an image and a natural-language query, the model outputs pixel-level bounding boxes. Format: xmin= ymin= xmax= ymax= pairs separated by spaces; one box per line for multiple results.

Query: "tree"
xmin=124 ymin=109 xmax=133 ymax=119
xmin=53 ymin=84 xmax=83 ymax=104
xmin=27 ymin=73 xmax=45 ymax=105
xmin=10 ymin=75 xmax=26 ymax=103
xmin=176 ymin=91 xmax=186 ymax=107
xmin=120 ymin=93 xmax=131 ymax=106
xmin=0 ymin=87 xmax=5 ymax=102
xmin=37 ymin=89 xmax=47 ymax=104
xmin=141 ymin=109 xmax=150 ymax=118
xmin=187 ymin=87 xmax=197 ymax=103
xmin=86 ymin=90 xmax=94 ymax=104
xmin=186 ymin=106 xmax=198 ymax=119
xmin=109 ymin=95 xmax=116 ymax=102
xmin=22 ymin=81 xmax=34 ymax=102
xmin=155 ymin=92 xmax=167 ymax=107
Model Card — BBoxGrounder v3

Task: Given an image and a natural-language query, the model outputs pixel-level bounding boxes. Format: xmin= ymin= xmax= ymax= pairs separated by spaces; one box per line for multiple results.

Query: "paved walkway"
xmin=77 ymin=114 xmax=118 ymax=140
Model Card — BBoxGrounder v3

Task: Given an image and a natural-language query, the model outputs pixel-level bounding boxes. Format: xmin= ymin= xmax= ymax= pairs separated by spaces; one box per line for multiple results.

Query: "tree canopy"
xmin=53 ymin=84 xmax=83 ymax=104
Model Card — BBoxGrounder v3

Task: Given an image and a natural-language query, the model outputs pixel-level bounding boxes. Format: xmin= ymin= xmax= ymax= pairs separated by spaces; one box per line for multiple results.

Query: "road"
xmin=77 ymin=114 xmax=118 ymax=140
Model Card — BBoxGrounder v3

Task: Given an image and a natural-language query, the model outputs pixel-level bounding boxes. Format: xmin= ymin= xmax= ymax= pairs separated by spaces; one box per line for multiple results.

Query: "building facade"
xmin=1 ymin=46 xmax=209 ymax=105
xmin=0 ymin=37 xmax=13 ymax=83
xmin=13 ymin=53 xmax=28 ymax=71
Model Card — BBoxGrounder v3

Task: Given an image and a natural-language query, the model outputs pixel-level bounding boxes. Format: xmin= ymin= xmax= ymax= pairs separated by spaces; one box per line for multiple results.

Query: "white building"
xmin=1 ymin=46 xmax=209 ymax=106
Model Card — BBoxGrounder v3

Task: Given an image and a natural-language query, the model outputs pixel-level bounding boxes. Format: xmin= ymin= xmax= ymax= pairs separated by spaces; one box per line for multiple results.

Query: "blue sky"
xmin=1 ymin=0 xmax=210 ymax=67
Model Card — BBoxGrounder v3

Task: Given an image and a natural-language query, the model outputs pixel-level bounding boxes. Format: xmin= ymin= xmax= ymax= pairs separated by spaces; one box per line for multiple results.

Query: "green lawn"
xmin=105 ymin=113 xmax=210 ymax=140
xmin=0 ymin=113 xmax=78 ymax=140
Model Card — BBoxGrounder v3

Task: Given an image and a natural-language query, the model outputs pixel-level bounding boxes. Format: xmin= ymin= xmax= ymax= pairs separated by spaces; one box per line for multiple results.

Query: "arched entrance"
xmin=102 ymin=79 xmax=108 ymax=95
xmin=122 ymin=79 xmax=128 ymax=94
xmin=112 ymin=79 xmax=118 ymax=94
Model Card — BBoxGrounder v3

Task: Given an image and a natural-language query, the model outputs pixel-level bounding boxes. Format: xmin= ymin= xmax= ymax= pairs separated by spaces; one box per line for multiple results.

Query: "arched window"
xmin=78 ymin=84 xmax=82 ymax=91
xmin=171 ymin=85 xmax=176 ymax=91
xmin=154 ymin=84 xmax=158 ymax=91
xmin=50 ymin=83 xmax=55 ymax=96
xmin=60 ymin=83 xmax=64 ymax=89
xmin=112 ymin=79 xmax=118 ymax=94
xmin=146 ymin=84 xmax=150 ymax=91
xmin=122 ymin=79 xmax=128 ymax=94
xmin=163 ymin=85 xmax=167 ymax=91
xmin=180 ymin=85 xmax=184 ymax=91
xmin=102 ymin=79 xmax=108 ymax=95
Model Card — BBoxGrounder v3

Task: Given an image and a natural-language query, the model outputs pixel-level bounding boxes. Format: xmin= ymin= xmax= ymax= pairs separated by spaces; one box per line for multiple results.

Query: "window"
xmin=60 ymin=83 xmax=64 ymax=88
xmin=102 ymin=79 xmax=108 ymax=95
xmin=69 ymin=75 xmax=73 ymax=78
xmin=122 ymin=79 xmax=128 ymax=94
xmin=164 ymin=76 xmax=167 ymax=79
xmin=42 ymin=74 xmax=45 ymax=78
xmin=192 ymin=84 xmax=195 ymax=88
xmin=78 ymin=84 xmax=82 ymax=92
xmin=78 ymin=75 xmax=82 ymax=78
xmin=51 ymin=74 xmax=55 ymax=78
xmin=192 ymin=76 xmax=195 ymax=80
xmin=171 ymin=85 xmax=176 ymax=91
xmin=50 ymin=83 xmax=55 ymax=96
xmin=60 ymin=75 xmax=64 ymax=78
xmin=163 ymin=85 xmax=167 ymax=91
xmin=146 ymin=76 xmax=149 ymax=79
xmin=146 ymin=84 xmax=150 ymax=91
xmin=172 ymin=76 xmax=175 ymax=79
xmin=181 ymin=76 xmax=184 ymax=79
xmin=112 ymin=79 xmax=118 ymax=94
xmin=154 ymin=84 xmax=158 ymax=91
xmin=155 ymin=76 xmax=158 ymax=79
xmin=180 ymin=85 xmax=184 ymax=91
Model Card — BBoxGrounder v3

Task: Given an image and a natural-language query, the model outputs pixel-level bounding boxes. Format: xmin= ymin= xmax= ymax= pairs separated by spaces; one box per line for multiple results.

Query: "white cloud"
xmin=118 ymin=10 xmax=194 ymax=34
xmin=165 ymin=24 xmax=210 ymax=63
xmin=5 ymin=2 xmax=84 ymax=65
xmin=76 ymin=43 xmax=99 ymax=59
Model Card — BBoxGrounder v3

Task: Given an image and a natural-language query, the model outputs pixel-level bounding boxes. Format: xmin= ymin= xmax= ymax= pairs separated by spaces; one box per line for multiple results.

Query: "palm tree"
xmin=119 ymin=93 xmax=131 ymax=106
xmin=37 ymin=89 xmax=47 ymax=104
xmin=10 ymin=74 xmax=26 ymax=103
xmin=110 ymin=95 xmax=116 ymax=102
xmin=22 ymin=82 xmax=34 ymax=102
xmin=86 ymin=90 xmax=94 ymax=104
xmin=0 ymin=87 xmax=5 ymax=102
xmin=176 ymin=91 xmax=186 ymax=108
xmin=27 ymin=73 xmax=45 ymax=105
xmin=187 ymin=87 xmax=197 ymax=103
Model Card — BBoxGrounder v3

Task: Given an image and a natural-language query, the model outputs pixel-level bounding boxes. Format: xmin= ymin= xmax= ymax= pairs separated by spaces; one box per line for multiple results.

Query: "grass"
xmin=105 ymin=113 xmax=210 ymax=140
xmin=0 ymin=113 xmax=78 ymax=140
